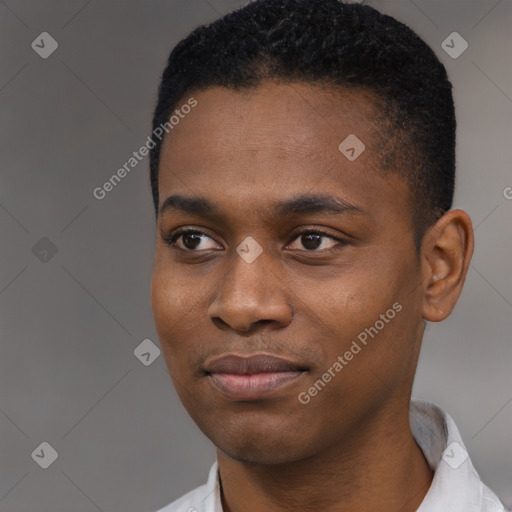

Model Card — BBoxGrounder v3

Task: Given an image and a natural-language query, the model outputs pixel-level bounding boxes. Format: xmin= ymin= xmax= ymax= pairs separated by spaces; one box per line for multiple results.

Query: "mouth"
xmin=204 ymin=353 xmax=308 ymax=401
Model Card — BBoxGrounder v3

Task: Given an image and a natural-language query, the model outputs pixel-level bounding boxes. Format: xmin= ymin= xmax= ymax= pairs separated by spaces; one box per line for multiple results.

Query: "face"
xmin=151 ymin=82 xmax=426 ymax=465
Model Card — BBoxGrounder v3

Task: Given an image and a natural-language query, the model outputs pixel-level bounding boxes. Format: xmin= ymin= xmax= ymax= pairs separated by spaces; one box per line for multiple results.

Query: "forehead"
xmin=157 ymin=82 xmax=411 ymax=223
xmin=162 ymin=82 xmax=379 ymax=161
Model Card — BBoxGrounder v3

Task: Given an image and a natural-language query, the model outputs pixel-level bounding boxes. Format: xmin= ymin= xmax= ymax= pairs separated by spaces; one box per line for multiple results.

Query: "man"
xmin=149 ymin=0 xmax=508 ymax=510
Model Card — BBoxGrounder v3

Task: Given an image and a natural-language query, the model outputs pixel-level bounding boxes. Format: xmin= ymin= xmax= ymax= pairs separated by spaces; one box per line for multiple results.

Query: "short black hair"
xmin=149 ymin=0 xmax=456 ymax=244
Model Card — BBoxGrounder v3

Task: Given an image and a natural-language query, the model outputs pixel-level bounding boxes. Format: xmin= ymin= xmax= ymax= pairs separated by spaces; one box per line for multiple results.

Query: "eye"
xmin=164 ymin=228 xmax=347 ymax=253
xmin=287 ymin=229 xmax=346 ymax=252
xmin=164 ymin=229 xmax=220 ymax=251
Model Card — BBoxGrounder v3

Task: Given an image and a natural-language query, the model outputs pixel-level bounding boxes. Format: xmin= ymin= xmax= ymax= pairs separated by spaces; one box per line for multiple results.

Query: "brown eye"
xmin=287 ymin=230 xmax=346 ymax=252
xmin=165 ymin=229 xmax=220 ymax=251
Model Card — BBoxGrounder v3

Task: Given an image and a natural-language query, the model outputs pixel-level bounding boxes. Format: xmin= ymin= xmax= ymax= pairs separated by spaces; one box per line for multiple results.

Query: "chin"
xmin=209 ymin=423 xmax=317 ymax=465
xmin=186 ymin=398 xmax=324 ymax=464
xmin=219 ymin=443 xmax=306 ymax=465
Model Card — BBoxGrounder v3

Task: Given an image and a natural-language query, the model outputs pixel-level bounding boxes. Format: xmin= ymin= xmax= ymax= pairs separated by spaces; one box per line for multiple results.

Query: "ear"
xmin=420 ymin=209 xmax=474 ymax=322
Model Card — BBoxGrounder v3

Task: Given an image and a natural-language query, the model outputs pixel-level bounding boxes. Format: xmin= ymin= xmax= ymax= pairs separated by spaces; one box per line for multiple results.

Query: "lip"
xmin=204 ymin=353 xmax=308 ymax=401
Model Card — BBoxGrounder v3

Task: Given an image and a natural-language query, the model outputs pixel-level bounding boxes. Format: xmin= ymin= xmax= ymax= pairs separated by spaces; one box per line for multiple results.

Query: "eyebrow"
xmin=159 ymin=193 xmax=367 ymax=221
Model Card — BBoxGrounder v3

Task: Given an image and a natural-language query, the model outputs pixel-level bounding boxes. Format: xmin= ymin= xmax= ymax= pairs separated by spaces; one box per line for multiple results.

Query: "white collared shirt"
xmin=155 ymin=398 xmax=508 ymax=512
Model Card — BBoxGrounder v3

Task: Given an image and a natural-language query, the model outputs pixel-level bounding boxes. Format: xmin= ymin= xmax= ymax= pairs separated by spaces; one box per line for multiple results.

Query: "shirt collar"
xmin=411 ymin=399 xmax=504 ymax=511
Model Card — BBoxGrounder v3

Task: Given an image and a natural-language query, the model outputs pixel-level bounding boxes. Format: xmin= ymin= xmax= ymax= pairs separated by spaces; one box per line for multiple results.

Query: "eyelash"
xmin=164 ymin=228 xmax=347 ymax=253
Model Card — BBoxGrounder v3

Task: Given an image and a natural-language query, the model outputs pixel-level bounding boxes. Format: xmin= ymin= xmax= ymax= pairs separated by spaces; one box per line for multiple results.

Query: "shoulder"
xmin=482 ymin=484 xmax=510 ymax=512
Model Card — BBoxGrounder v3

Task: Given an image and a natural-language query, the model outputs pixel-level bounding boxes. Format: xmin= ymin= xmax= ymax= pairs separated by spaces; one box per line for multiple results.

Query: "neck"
xmin=217 ymin=399 xmax=433 ymax=512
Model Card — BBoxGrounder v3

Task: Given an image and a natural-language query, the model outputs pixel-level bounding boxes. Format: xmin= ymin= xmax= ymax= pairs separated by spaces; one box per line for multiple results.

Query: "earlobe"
xmin=421 ymin=209 xmax=474 ymax=322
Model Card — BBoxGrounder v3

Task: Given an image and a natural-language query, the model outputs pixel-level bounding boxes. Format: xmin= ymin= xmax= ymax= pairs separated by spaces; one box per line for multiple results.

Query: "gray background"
xmin=0 ymin=0 xmax=510 ymax=510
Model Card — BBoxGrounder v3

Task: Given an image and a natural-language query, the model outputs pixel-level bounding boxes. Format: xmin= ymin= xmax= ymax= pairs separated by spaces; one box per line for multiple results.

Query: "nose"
xmin=208 ymin=248 xmax=293 ymax=333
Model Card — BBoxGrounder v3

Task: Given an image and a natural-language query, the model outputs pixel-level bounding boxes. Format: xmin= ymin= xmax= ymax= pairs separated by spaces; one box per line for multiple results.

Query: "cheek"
xmin=151 ymin=271 xmax=174 ymax=335
xmin=150 ymin=268 xmax=194 ymax=361
xmin=303 ymin=260 xmax=414 ymax=376
xmin=151 ymin=259 xmax=200 ymax=322
xmin=151 ymin=264 xmax=217 ymax=383
xmin=150 ymin=274 xmax=211 ymax=420
xmin=307 ymin=266 xmax=396 ymax=329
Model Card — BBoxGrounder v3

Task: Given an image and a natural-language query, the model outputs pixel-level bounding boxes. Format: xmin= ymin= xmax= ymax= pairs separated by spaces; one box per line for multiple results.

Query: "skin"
xmin=150 ymin=82 xmax=474 ymax=512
